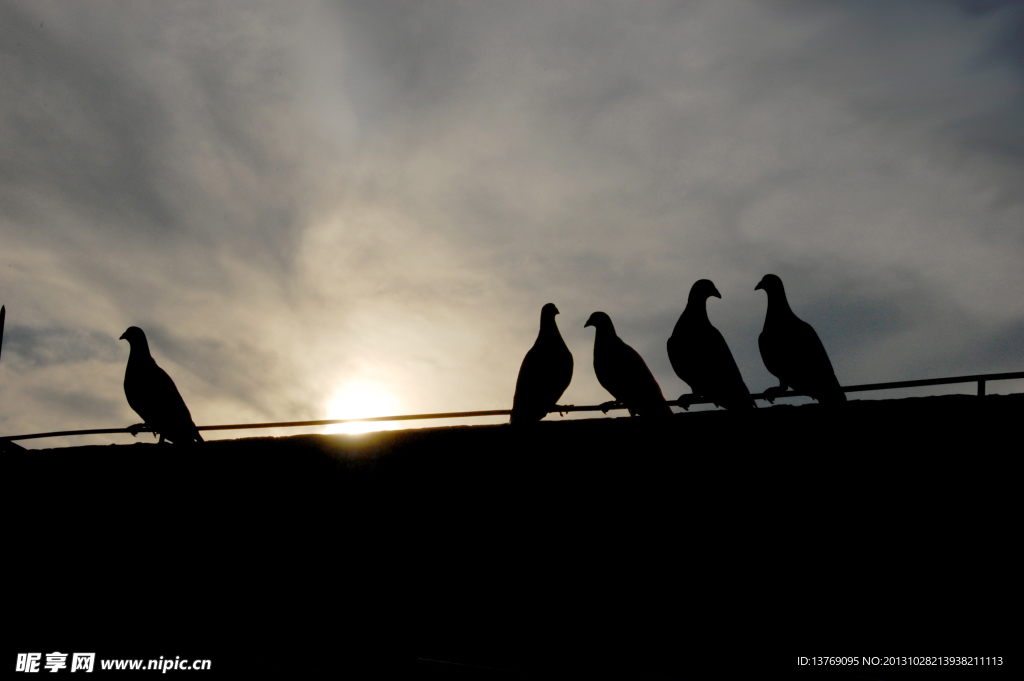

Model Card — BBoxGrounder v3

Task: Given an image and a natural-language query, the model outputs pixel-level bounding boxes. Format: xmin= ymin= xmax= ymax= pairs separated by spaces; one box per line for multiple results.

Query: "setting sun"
xmin=325 ymin=381 xmax=401 ymax=435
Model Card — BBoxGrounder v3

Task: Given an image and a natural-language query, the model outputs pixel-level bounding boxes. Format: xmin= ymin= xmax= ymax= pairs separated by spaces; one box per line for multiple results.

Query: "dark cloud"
xmin=26 ymin=386 xmax=121 ymax=422
xmin=954 ymin=0 xmax=1024 ymax=69
xmin=929 ymin=314 xmax=1024 ymax=376
xmin=140 ymin=322 xmax=288 ymax=419
xmin=2 ymin=325 xmax=121 ymax=368
xmin=0 ymin=0 xmax=312 ymax=274
xmin=0 ymin=1 xmax=178 ymax=237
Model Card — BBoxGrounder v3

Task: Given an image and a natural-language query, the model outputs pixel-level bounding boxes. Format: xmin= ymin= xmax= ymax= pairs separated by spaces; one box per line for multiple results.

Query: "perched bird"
xmin=667 ymin=279 xmax=754 ymax=410
xmin=584 ymin=312 xmax=672 ymax=417
xmin=754 ymin=275 xmax=846 ymax=404
xmin=120 ymin=326 xmax=204 ymax=444
xmin=511 ymin=303 xmax=574 ymax=424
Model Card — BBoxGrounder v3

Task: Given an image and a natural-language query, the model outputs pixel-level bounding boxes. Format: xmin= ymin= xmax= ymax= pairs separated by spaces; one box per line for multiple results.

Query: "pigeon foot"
xmin=676 ymin=394 xmax=701 ymax=411
xmin=761 ymin=386 xmax=789 ymax=404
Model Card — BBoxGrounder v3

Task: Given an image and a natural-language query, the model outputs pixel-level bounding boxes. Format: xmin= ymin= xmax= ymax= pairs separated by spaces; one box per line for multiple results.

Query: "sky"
xmin=2 ymin=0 xmax=1023 ymax=447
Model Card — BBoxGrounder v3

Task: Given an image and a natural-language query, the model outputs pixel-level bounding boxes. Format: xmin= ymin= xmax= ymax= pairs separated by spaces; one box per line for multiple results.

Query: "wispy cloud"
xmin=2 ymin=0 xmax=1022 ymax=445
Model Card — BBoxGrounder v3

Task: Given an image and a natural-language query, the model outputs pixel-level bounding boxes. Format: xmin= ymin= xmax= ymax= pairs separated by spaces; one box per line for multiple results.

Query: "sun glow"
xmin=325 ymin=381 xmax=401 ymax=435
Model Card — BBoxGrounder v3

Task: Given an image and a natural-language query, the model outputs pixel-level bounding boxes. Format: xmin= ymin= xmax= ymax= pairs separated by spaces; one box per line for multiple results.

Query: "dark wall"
xmin=9 ymin=394 xmax=1019 ymax=678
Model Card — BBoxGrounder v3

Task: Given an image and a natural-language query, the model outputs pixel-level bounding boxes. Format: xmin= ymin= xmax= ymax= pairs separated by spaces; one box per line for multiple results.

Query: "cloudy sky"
xmin=2 ymin=0 xmax=1022 ymax=447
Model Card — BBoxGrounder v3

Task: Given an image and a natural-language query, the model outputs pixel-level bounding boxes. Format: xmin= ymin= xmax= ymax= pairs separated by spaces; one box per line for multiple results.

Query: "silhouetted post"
xmin=978 ymin=380 xmax=986 ymax=397
xmin=0 ymin=309 xmax=23 ymax=451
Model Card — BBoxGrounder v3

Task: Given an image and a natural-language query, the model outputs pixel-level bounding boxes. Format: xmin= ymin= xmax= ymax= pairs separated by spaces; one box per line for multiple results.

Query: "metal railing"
xmin=2 ymin=370 xmax=1021 ymax=445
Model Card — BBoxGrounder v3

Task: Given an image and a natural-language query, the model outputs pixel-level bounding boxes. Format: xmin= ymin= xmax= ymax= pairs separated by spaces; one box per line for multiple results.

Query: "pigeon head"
xmin=689 ymin=279 xmax=722 ymax=303
xmin=541 ymin=303 xmax=560 ymax=319
xmin=754 ymin=274 xmax=785 ymax=295
xmin=584 ymin=311 xmax=615 ymax=333
xmin=119 ymin=326 xmax=151 ymax=352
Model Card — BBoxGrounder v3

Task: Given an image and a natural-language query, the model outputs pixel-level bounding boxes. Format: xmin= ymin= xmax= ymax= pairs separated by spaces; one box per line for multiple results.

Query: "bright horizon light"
xmin=324 ymin=381 xmax=402 ymax=435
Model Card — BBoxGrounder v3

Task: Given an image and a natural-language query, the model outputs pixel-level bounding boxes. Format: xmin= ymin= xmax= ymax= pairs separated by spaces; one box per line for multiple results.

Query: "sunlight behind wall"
xmin=324 ymin=380 xmax=402 ymax=435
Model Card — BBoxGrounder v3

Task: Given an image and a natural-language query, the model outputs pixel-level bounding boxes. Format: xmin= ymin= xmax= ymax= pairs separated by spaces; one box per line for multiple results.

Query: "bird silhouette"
xmin=511 ymin=303 xmax=574 ymax=424
xmin=754 ymin=275 xmax=846 ymax=404
xmin=667 ymin=280 xmax=754 ymax=410
xmin=584 ymin=312 xmax=672 ymax=417
xmin=120 ymin=327 xmax=204 ymax=444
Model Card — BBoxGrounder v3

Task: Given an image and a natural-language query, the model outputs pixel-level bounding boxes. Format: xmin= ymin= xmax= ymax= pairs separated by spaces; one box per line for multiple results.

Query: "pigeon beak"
xmin=119 ymin=332 xmax=127 ymax=340
xmin=711 ymin=287 xmax=722 ymax=299
xmin=754 ymin=281 xmax=763 ymax=291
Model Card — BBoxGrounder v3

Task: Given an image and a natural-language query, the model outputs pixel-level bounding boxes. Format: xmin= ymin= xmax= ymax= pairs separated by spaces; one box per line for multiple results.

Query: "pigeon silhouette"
xmin=754 ymin=275 xmax=846 ymax=404
xmin=667 ymin=280 xmax=754 ymax=410
xmin=584 ymin=312 xmax=672 ymax=417
xmin=120 ymin=327 xmax=204 ymax=444
xmin=511 ymin=303 xmax=574 ymax=424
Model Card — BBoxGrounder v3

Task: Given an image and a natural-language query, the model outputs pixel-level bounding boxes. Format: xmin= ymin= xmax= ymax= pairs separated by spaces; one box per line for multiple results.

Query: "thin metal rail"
xmin=2 ymin=370 xmax=1022 ymax=444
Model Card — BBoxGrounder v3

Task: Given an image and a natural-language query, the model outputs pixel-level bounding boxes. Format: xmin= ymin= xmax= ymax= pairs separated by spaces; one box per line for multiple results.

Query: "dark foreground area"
xmin=9 ymin=394 xmax=1020 ymax=678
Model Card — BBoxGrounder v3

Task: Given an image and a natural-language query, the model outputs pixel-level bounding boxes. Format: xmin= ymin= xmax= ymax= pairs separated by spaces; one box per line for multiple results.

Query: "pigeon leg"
xmin=676 ymin=394 xmax=701 ymax=411
xmin=127 ymin=423 xmax=147 ymax=437
xmin=598 ymin=400 xmax=622 ymax=414
xmin=555 ymin=404 xmax=574 ymax=417
xmin=761 ymin=383 xmax=788 ymax=404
